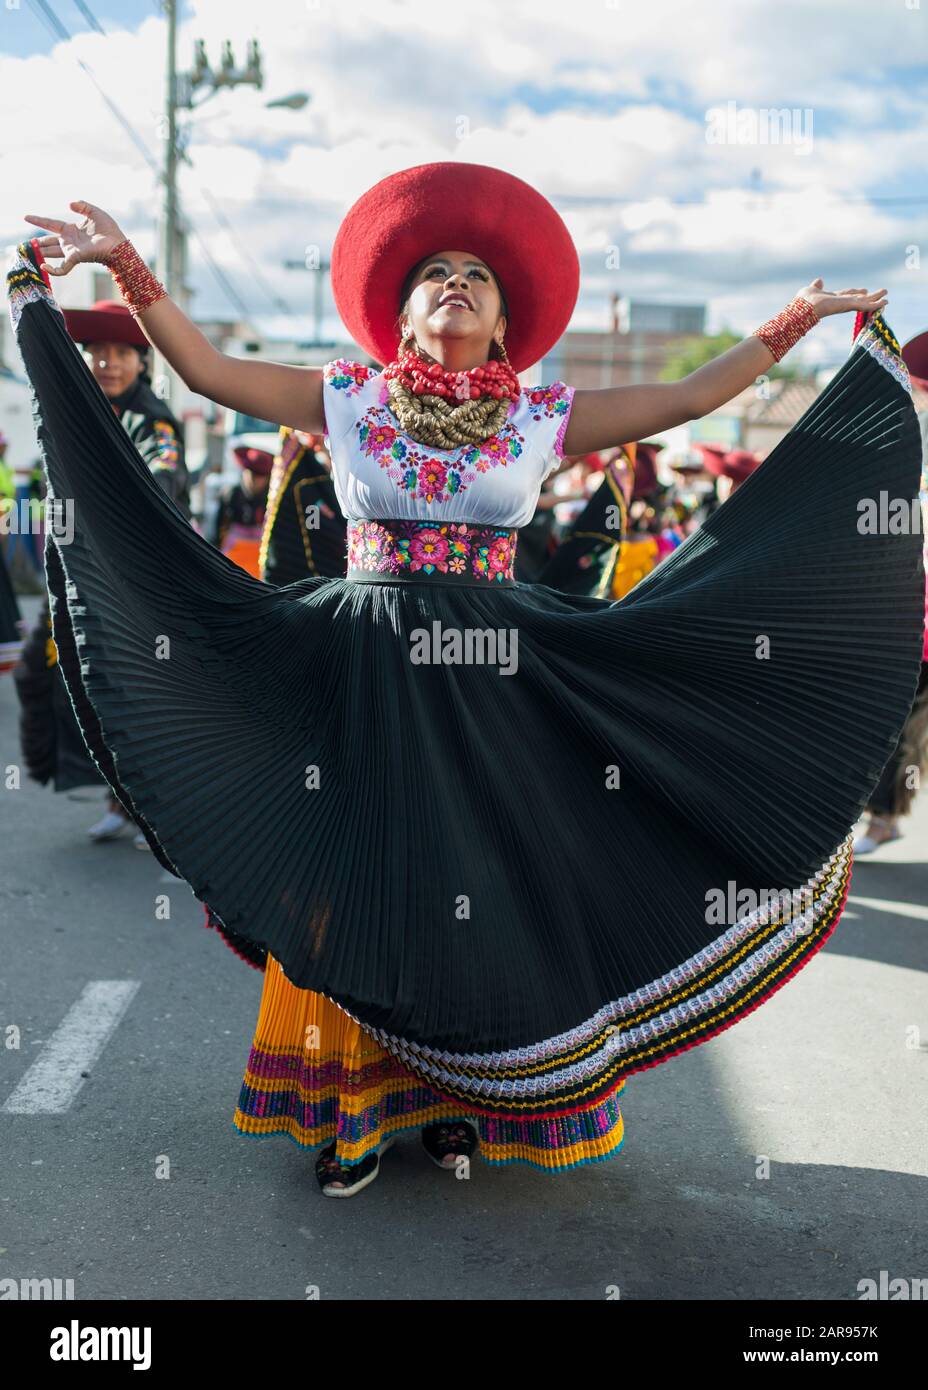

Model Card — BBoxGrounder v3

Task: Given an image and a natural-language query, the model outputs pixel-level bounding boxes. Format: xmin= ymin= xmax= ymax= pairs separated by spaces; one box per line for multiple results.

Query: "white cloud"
xmin=1 ymin=0 xmax=923 ymax=350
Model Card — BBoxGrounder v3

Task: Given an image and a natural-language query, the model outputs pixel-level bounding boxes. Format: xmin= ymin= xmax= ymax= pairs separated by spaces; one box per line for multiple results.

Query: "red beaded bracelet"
xmin=103 ymin=238 xmax=167 ymax=317
xmin=752 ymin=295 xmax=820 ymax=362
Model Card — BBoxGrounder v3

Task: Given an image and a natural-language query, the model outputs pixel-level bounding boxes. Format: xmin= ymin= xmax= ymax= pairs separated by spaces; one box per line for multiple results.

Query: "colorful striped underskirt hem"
xmin=233 ymin=955 xmax=626 ymax=1172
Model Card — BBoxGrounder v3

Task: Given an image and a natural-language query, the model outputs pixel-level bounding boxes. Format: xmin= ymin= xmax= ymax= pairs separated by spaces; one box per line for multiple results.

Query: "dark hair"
xmin=396 ymin=252 xmax=509 ymax=340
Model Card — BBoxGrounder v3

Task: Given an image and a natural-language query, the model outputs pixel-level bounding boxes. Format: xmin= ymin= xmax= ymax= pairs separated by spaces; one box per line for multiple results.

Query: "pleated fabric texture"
xmin=9 ymin=242 xmax=926 ymax=1124
xmin=234 ymin=952 xmax=625 ymax=1169
xmin=203 ymin=425 xmax=351 ymax=972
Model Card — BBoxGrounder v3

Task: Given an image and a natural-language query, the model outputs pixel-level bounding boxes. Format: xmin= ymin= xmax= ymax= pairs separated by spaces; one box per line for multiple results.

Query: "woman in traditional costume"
xmin=609 ymin=441 xmax=673 ymax=599
xmin=62 ymin=298 xmax=190 ymax=515
xmin=11 ymin=161 xmax=924 ymax=1197
xmin=208 ymin=445 xmax=273 ymax=578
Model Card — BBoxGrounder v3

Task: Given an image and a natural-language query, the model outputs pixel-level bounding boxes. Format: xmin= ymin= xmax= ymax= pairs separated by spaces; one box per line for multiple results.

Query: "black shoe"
xmin=421 ymin=1121 xmax=480 ymax=1170
xmin=315 ymin=1136 xmax=395 ymax=1197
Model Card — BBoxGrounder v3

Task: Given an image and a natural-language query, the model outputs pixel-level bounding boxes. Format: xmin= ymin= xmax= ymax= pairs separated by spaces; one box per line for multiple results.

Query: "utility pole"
xmin=282 ymin=258 xmax=331 ymax=344
xmin=156 ymin=2 xmax=264 ymax=404
xmin=154 ymin=0 xmax=179 ymax=402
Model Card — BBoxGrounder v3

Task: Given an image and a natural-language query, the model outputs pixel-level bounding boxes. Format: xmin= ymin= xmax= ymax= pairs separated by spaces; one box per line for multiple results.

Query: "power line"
xmin=28 ymin=0 xmax=162 ymax=182
xmin=62 ymin=0 xmax=304 ymax=322
xmin=184 ymin=221 xmax=255 ymax=320
xmin=70 ymin=0 xmax=104 ymax=33
xmin=29 ymin=0 xmax=257 ymax=321
xmin=198 ymin=188 xmax=296 ymax=317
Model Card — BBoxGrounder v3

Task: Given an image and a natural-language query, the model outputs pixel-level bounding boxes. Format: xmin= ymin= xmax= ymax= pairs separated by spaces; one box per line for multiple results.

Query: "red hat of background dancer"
xmin=692 ymin=443 xmax=728 ymax=468
xmin=670 ymin=441 xmax=727 ymax=475
xmin=631 ymin=441 xmax=664 ymax=498
xmin=233 ymin=446 xmax=274 ymax=477
xmin=704 ymin=447 xmax=761 ymax=484
xmin=901 ymin=330 xmax=928 ymax=386
xmin=63 ymin=299 xmax=150 ymax=349
xmin=330 ymin=162 xmax=581 ymax=372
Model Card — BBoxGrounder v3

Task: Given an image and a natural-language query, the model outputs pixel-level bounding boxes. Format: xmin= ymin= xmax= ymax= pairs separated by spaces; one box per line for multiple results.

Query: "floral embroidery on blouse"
xmin=526 ymin=383 xmax=572 ymax=422
xmin=526 ymin=382 xmax=575 ymax=458
xmin=323 ymin=359 xmax=376 ymax=397
xmin=347 ymin=519 xmax=517 ymax=582
xmin=354 ymin=408 xmax=525 ymax=505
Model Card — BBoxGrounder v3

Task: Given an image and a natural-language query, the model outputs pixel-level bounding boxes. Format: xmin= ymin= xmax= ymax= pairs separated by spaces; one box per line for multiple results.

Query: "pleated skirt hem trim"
xmin=357 ymin=844 xmax=854 ymax=1107
xmin=229 ymin=1116 xmax=626 ymax=1173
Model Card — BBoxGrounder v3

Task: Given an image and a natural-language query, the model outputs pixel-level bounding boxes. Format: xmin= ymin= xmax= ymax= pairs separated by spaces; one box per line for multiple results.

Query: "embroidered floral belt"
xmin=346 ymin=519 xmax=518 ymax=585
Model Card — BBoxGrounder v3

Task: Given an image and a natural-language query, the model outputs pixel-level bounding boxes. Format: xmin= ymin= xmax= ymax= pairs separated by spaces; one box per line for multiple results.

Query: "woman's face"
xmin=84 ymin=341 xmax=145 ymax=399
xmin=404 ymin=249 xmax=506 ymax=355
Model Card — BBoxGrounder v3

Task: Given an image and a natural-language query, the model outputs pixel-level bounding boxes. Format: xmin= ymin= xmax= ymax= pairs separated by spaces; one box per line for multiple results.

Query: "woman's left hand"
xmin=798 ymin=278 xmax=888 ymax=319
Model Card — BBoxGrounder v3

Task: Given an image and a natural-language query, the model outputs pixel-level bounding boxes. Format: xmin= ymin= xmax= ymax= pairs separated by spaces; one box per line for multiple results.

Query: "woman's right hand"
xmin=23 ymin=201 xmax=128 ymax=276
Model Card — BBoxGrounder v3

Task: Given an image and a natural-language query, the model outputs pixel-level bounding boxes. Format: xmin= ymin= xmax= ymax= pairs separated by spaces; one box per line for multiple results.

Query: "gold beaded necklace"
xmin=384 ymin=330 xmax=516 ymax=449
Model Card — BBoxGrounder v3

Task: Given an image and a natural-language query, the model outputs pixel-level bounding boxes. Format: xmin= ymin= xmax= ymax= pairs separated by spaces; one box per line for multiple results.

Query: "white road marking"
xmin=1 ymin=981 xmax=140 ymax=1114
xmin=846 ymin=894 xmax=928 ymax=924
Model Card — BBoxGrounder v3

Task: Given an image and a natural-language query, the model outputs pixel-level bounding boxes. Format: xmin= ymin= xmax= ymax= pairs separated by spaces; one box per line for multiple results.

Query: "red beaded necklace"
xmin=383 ymin=348 xmax=521 ymax=402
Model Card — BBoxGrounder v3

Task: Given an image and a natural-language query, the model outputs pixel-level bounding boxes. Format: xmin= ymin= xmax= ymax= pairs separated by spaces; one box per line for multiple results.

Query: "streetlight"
xmin=266 ymin=93 xmax=310 ymax=110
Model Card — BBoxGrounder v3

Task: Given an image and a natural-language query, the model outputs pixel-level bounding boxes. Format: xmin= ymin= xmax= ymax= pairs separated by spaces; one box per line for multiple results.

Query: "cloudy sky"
xmin=2 ymin=0 xmax=926 ymax=364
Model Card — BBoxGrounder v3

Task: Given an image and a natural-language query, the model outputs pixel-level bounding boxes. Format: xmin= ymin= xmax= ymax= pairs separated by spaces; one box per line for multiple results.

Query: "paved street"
xmin=2 ymin=595 xmax=926 ymax=1300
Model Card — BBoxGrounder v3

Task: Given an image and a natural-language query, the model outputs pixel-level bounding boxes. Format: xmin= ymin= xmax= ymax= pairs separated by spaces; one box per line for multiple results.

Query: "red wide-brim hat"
xmin=330 ymin=162 xmax=580 ymax=373
xmin=702 ymin=447 xmax=760 ymax=483
xmin=901 ymin=329 xmax=928 ymax=387
xmin=631 ymin=442 xmax=662 ymax=498
xmin=63 ymin=299 xmax=149 ymax=349
xmin=233 ymin=446 xmax=275 ymax=477
xmin=670 ymin=442 xmax=727 ymax=475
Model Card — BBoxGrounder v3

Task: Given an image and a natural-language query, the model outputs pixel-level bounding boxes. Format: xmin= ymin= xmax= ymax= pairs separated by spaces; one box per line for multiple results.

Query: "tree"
xmin=660 ymin=331 xmax=802 ymax=382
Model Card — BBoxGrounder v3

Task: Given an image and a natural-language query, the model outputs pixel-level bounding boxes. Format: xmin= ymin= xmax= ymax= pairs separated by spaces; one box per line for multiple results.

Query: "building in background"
xmin=702 ymin=375 xmax=928 ymax=457
xmin=536 ymin=295 xmax=707 ymax=389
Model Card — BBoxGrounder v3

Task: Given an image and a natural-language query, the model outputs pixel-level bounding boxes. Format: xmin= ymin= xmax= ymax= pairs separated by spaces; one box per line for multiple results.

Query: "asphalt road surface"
xmin=2 ymin=594 xmax=926 ymax=1300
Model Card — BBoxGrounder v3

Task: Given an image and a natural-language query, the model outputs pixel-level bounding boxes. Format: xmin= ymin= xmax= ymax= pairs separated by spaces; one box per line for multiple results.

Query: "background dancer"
xmin=208 ymin=445 xmax=273 ymax=577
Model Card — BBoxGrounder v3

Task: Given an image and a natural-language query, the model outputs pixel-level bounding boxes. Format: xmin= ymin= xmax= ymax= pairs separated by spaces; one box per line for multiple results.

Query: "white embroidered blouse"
xmin=321 ymin=359 xmax=575 ymax=527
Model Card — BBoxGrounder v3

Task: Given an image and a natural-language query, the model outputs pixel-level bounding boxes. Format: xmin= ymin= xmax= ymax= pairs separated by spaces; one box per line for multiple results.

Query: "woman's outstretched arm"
xmin=560 ymin=280 xmax=888 ymax=456
xmin=117 ymin=291 xmax=325 ymax=434
xmin=24 ymin=201 xmax=325 ymax=435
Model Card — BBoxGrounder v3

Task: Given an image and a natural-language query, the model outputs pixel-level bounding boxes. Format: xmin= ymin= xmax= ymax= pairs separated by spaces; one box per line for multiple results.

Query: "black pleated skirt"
xmin=8 ymin=241 xmax=925 ymax=1119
